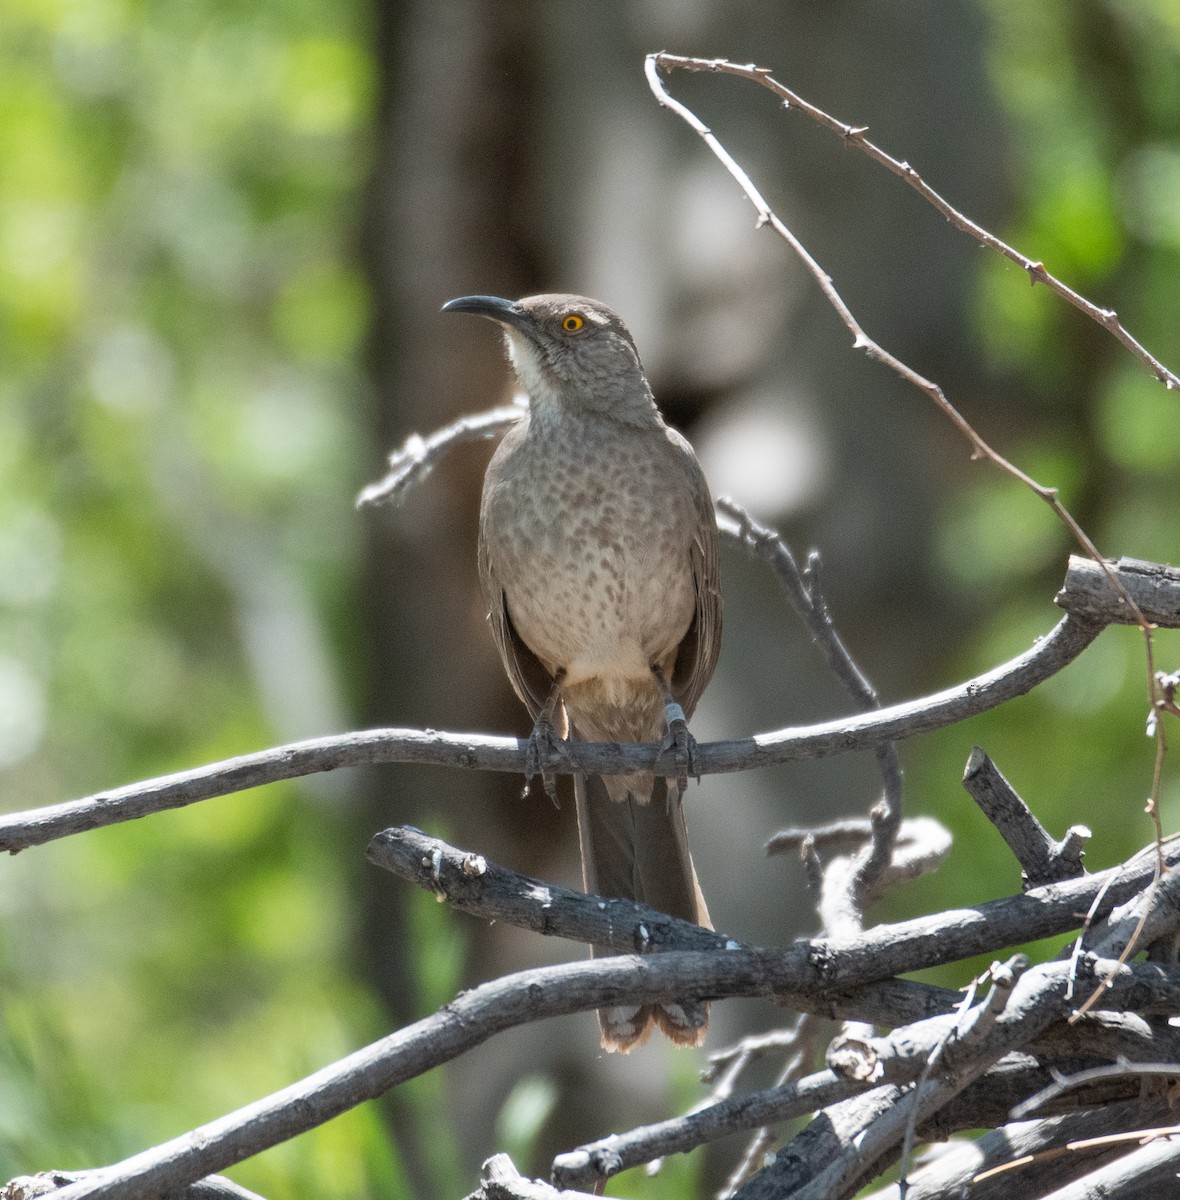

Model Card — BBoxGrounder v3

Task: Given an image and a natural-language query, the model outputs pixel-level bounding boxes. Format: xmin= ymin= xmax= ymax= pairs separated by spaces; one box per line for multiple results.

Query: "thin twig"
xmin=552 ymin=1050 xmax=1173 ymax=1194
xmin=719 ymin=483 xmax=904 ymax=906
xmin=645 ymin=50 xmax=1170 ymax=857
xmin=703 ymin=1022 xmax=809 ymax=1086
xmin=1011 ymin=1058 xmax=1180 ymax=1120
xmin=355 ymin=404 xmax=524 ymax=508
xmin=649 ymin=55 xmax=1180 ymax=394
xmin=895 ymin=961 xmax=1013 ymax=1195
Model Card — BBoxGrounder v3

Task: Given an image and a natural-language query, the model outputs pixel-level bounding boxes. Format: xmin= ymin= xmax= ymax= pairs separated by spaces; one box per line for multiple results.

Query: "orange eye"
xmin=562 ymin=314 xmax=584 ymax=333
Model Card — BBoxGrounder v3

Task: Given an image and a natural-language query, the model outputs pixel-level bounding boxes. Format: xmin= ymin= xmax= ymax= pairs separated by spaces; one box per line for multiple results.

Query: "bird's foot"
xmin=523 ymin=716 xmax=569 ymax=808
xmin=659 ymin=701 xmax=698 ymax=802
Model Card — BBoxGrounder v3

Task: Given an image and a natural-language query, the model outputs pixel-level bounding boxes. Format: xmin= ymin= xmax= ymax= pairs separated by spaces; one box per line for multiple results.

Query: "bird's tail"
xmin=573 ymin=770 xmax=711 ymax=1052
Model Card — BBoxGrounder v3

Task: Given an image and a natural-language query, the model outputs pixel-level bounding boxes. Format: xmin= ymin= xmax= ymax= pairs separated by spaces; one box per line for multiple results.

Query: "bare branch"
xmin=715 ymin=502 xmax=882 ymax=710
xmin=367 ymin=826 xmax=956 ymax=1027
xmin=463 ymin=1154 xmax=597 ymax=1200
xmin=703 ymin=1024 xmax=809 ymax=1085
xmin=369 ymin=826 xmax=1180 ymax=1012
xmin=861 ymin=1095 xmax=1180 ymax=1200
xmin=737 ymin=869 xmax=1180 ymax=1198
xmin=551 ymin=1065 xmax=863 ymax=1192
xmin=962 ymin=748 xmax=1089 ymax=887
xmin=48 ymin=944 xmax=1180 ymax=1200
xmin=766 ymin=817 xmax=878 ymax=856
xmin=0 ymin=610 xmax=1100 ymax=854
xmin=375 ymin=821 xmax=1180 ymax=1186
xmin=1033 ymin=1134 xmax=1180 ymax=1200
xmin=23 ymin=950 xmax=862 ymax=1200
xmin=550 ymin=1051 xmax=1159 ymax=1194
xmin=1012 ymin=1059 xmax=1180 ymax=1120
xmin=648 ymin=55 xmax=1180 ymax=395
xmin=0 ymin=1176 xmax=268 ymax=1200
xmin=717 ymin=499 xmax=907 ymax=906
xmin=1056 ymin=555 xmax=1180 ymax=628
xmin=17 ymin=825 xmax=1180 ymax=1200
xmin=644 ymin=50 xmax=1170 ymax=849
xmin=355 ymin=405 xmax=524 ymax=508
xmin=366 ymin=826 xmax=743 ymax=953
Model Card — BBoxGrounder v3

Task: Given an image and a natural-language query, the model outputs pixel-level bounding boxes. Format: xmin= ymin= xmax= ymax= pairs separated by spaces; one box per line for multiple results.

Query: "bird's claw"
xmin=524 ymin=717 xmax=568 ymax=808
xmin=660 ymin=703 xmax=698 ymax=802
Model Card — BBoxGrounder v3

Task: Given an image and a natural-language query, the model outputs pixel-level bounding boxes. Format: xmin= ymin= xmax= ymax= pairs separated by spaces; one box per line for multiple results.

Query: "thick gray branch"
xmin=1038 ymin=1135 xmax=1180 ymax=1200
xmin=17 ymin=837 xmax=1180 ymax=1200
xmin=374 ymin=826 xmax=1180 ymax=1006
xmin=0 ymin=1177 xmax=267 ymax=1200
xmin=1056 ymin=555 xmax=1180 ymax=627
xmin=367 ymin=826 xmax=955 ymax=1028
xmin=29 ymin=950 xmax=845 ymax=1200
xmin=549 ymin=1050 xmax=1155 ymax=1192
xmin=50 ymin=948 xmax=1180 ymax=1200
xmin=464 ymin=1154 xmax=596 ymax=1200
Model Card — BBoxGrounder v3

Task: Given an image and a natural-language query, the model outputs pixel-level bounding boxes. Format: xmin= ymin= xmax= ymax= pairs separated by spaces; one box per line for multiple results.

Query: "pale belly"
xmin=481 ymin=430 xmax=699 ymax=688
xmin=504 ymin=536 xmax=697 ymax=686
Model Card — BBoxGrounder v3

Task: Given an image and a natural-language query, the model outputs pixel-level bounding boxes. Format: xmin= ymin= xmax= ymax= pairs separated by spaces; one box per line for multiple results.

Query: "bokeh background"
xmin=2 ymin=1 xmax=1180 ymax=1196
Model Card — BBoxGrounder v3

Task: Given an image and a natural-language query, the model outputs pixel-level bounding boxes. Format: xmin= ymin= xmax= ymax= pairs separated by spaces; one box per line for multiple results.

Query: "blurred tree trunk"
xmin=357 ymin=2 xmax=549 ymax=1194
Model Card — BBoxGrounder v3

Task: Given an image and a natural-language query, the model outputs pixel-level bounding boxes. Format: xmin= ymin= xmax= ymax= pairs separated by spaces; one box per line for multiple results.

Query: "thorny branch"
xmin=644 ymin=51 xmax=1172 ymax=850
xmin=712 ymin=496 xmax=908 ymax=1187
xmin=716 ymin=499 xmax=904 ymax=911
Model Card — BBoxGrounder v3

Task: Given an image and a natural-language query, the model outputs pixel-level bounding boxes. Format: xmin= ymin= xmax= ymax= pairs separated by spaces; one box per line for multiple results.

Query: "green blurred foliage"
xmin=0 ymin=0 xmax=401 ymax=1195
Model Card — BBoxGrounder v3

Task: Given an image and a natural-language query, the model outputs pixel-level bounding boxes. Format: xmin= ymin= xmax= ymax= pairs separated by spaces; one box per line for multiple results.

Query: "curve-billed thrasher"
xmin=443 ymin=293 xmax=722 ymax=1052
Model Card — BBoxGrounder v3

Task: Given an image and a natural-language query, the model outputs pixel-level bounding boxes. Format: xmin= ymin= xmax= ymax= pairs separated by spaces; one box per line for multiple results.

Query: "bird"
xmin=443 ymin=292 xmax=722 ymax=1052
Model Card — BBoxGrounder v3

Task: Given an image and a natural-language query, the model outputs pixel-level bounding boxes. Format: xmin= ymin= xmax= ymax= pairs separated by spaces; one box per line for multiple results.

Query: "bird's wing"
xmin=477 ymin=456 xmax=555 ymax=722
xmin=666 ymin=430 xmax=723 ymax=719
xmin=485 ymin=587 xmax=555 ymax=722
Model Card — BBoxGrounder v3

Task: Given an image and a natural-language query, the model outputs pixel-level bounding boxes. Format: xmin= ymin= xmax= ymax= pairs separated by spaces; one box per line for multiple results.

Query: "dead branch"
xmin=644 ymin=50 xmax=1171 ymax=860
xmin=368 ymin=825 xmax=1180 ymax=1009
xmin=1056 ymin=555 xmax=1180 ymax=627
xmin=860 ymin=1095 xmax=1180 ymax=1199
xmin=735 ymin=866 xmax=1180 ymax=1199
xmin=463 ymin=1155 xmax=596 ymax=1200
xmin=1034 ymin=1134 xmax=1180 ymax=1200
xmin=356 ymin=404 xmax=524 ymax=508
xmin=718 ymin=498 xmax=906 ymax=906
xmin=962 ymin=748 xmax=1090 ymax=887
xmin=17 ymin=950 xmax=857 ymax=1200
xmin=647 ymin=55 xmax=1180 ymax=396
xmin=0 ymin=606 xmax=1101 ymax=854
xmin=23 ymin=815 xmax=1180 ymax=1200
xmin=550 ymin=1052 xmax=1157 ymax=1193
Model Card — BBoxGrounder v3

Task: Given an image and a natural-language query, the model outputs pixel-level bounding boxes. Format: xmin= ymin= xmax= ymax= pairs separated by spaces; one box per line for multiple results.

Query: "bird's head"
xmin=441 ymin=293 xmax=656 ymax=423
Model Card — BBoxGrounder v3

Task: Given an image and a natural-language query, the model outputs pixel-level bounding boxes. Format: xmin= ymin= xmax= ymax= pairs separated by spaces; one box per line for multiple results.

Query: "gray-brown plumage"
xmin=443 ymin=292 xmax=722 ymax=1052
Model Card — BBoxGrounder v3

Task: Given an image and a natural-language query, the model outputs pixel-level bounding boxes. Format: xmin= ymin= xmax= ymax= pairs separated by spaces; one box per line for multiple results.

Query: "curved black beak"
xmin=441 ymin=294 xmax=531 ymax=332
